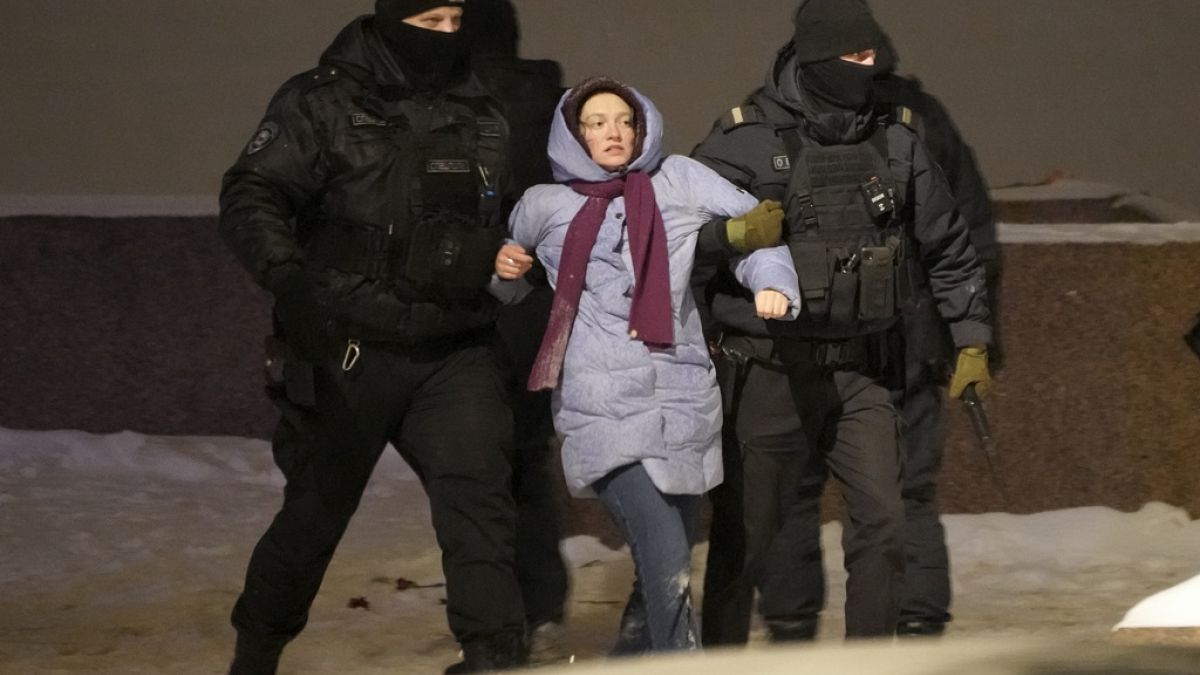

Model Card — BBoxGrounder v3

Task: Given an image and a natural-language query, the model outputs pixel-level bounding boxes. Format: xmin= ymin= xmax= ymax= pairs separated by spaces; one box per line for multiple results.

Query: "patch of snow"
xmin=998 ymin=222 xmax=1200 ymax=244
xmin=1 ymin=426 xmax=1197 ymax=673
xmin=0 ymin=194 xmax=218 ymax=217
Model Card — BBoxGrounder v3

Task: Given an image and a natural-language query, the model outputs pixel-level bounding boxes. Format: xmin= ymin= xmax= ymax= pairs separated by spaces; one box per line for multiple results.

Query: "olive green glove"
xmin=726 ymin=200 xmax=784 ymax=253
xmin=948 ymin=345 xmax=991 ymax=399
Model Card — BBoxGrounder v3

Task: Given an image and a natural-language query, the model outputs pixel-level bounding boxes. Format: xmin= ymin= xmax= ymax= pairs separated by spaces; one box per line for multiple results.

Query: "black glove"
xmin=270 ymin=265 xmax=334 ymax=362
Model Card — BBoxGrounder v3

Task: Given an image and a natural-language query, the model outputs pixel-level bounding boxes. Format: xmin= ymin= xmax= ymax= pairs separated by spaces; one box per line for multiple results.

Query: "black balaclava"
xmin=458 ymin=0 xmax=518 ymax=60
xmin=374 ymin=0 xmax=468 ymax=91
xmin=791 ymin=0 xmax=885 ymax=112
xmin=801 ymin=58 xmax=879 ymax=111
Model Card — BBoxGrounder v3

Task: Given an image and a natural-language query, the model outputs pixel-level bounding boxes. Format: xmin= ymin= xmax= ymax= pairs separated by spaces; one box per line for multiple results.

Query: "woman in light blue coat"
xmin=494 ymin=76 xmax=799 ymax=654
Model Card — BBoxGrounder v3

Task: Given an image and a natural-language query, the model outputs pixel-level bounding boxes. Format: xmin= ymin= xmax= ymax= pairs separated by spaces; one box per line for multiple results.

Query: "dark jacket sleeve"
xmin=905 ymin=87 xmax=1004 ymax=364
xmin=688 ymin=120 xmax=774 ymax=339
xmin=690 ymin=121 xmax=759 ymax=282
xmin=902 ymin=129 xmax=992 ymax=348
xmin=218 ymin=79 xmax=328 ymax=294
xmin=912 ymin=90 xmax=1000 ymax=282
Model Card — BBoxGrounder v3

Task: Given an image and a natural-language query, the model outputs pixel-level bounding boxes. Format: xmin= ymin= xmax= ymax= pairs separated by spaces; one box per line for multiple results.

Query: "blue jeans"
xmin=593 ymin=463 xmax=702 ymax=654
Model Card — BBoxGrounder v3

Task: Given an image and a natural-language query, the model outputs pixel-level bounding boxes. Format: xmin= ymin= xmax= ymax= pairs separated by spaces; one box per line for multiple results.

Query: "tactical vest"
xmin=778 ymin=120 xmax=914 ymax=340
xmin=306 ymin=87 xmax=507 ymax=302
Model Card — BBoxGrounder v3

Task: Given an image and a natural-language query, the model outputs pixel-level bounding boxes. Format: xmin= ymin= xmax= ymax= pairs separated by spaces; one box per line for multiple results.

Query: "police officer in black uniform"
xmin=459 ymin=0 xmax=571 ymax=652
xmin=872 ymin=32 xmax=1003 ymax=637
xmin=220 ymin=2 xmax=526 ymax=672
xmin=733 ymin=26 xmax=1007 ymax=641
xmin=692 ymin=0 xmax=993 ymax=642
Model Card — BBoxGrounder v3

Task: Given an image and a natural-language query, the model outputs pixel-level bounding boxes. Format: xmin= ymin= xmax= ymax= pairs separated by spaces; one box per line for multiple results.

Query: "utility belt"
xmin=305 ymin=214 xmax=501 ymax=298
xmin=775 ymin=334 xmax=886 ymax=373
xmin=716 ymin=328 xmax=905 ymax=400
xmin=713 ymin=333 xmax=783 ymax=422
xmin=713 ymin=330 xmax=903 ymax=420
xmin=717 ymin=334 xmax=786 ymax=370
xmin=340 ymin=324 xmax=498 ymax=363
xmin=718 ymin=331 xmax=895 ymax=372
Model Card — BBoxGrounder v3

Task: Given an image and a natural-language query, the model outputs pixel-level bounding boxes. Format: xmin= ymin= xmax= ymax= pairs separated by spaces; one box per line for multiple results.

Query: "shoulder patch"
xmin=719 ymin=105 xmax=760 ymax=133
xmin=244 ymin=121 xmax=280 ymax=156
xmin=893 ymin=105 xmax=916 ymax=130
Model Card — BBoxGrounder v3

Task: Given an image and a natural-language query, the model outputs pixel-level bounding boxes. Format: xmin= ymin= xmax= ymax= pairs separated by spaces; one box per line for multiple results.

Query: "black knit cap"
xmin=376 ymin=0 xmax=465 ymax=27
xmin=791 ymin=0 xmax=884 ymax=64
xmin=561 ymin=76 xmax=647 ymax=164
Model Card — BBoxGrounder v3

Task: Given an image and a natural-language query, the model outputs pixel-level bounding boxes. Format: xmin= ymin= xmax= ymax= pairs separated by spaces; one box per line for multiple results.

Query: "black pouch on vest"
xmin=858 ymin=245 xmax=896 ymax=321
xmin=829 ymin=268 xmax=858 ymax=327
xmin=404 ymin=209 xmax=496 ymax=295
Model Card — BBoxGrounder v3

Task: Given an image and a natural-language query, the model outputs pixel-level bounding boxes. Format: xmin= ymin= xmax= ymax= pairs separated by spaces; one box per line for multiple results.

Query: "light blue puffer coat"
xmin=506 ymin=85 xmax=799 ymax=496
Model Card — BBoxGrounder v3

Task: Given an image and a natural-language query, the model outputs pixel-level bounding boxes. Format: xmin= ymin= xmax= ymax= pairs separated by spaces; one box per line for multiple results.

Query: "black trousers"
xmin=497 ymin=287 xmax=570 ymax=628
xmin=510 ymin=393 xmax=569 ymax=628
xmin=231 ymin=337 xmax=525 ymax=651
xmin=895 ymin=358 xmax=951 ymax=626
xmin=702 ymin=360 xmax=904 ymax=642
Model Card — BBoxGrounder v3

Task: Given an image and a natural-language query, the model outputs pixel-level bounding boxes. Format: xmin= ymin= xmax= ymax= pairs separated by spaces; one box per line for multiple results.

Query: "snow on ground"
xmin=998 ymin=222 xmax=1200 ymax=244
xmin=1 ymin=427 xmax=1198 ymax=674
xmin=1116 ymin=575 xmax=1200 ymax=631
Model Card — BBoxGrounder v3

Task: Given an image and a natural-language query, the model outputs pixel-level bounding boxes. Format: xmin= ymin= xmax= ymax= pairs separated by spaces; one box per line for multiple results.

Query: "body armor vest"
xmin=779 ymin=122 xmax=912 ymax=340
xmin=306 ymin=91 xmax=507 ymax=302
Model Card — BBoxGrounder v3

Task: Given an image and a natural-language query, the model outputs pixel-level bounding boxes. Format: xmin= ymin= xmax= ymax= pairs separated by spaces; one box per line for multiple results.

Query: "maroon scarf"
xmin=527 ymin=171 xmax=674 ymax=391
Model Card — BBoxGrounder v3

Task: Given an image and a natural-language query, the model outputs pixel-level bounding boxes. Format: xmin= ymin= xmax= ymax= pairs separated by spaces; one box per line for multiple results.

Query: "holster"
xmin=715 ymin=334 xmax=785 ymax=422
xmin=264 ymin=335 xmax=317 ymax=409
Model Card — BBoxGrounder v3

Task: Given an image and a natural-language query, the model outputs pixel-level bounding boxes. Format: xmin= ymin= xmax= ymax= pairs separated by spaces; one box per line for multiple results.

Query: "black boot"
xmin=228 ymin=637 xmax=282 ymax=675
xmin=896 ymin=619 xmax=946 ymax=637
xmin=765 ymin=617 xmax=819 ymax=642
xmin=444 ymin=632 xmax=529 ymax=674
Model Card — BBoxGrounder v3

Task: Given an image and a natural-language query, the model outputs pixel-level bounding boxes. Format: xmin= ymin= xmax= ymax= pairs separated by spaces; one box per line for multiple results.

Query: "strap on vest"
xmin=779 ymin=127 xmax=820 ymax=233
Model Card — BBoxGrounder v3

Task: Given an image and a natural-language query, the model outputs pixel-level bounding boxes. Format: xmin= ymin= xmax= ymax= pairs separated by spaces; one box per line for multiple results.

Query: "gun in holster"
xmin=265 ymin=335 xmax=317 ymax=408
xmin=713 ymin=334 xmax=781 ymax=422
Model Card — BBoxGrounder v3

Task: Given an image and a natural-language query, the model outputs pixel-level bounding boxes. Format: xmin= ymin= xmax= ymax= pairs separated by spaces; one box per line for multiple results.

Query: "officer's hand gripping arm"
xmin=725 ymin=200 xmax=784 ymax=253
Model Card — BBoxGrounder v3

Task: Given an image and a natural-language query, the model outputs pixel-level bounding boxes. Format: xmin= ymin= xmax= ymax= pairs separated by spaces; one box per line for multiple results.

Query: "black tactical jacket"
xmin=219 ymin=17 xmax=510 ymax=344
xmin=691 ymin=52 xmax=991 ymax=350
xmin=875 ymin=73 xmax=1004 ymax=367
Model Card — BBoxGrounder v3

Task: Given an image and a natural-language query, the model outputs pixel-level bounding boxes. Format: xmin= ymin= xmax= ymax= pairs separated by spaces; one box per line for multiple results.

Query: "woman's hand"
xmin=755 ymin=289 xmax=790 ymax=320
xmin=495 ymin=243 xmax=534 ymax=280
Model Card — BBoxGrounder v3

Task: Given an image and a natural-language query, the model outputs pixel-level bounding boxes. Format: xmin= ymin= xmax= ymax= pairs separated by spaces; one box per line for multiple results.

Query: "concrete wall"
xmin=3 ymin=215 xmax=1199 ymax=518
xmin=1 ymin=1 xmax=1198 ymax=213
